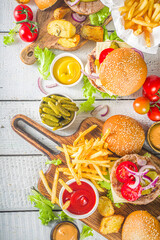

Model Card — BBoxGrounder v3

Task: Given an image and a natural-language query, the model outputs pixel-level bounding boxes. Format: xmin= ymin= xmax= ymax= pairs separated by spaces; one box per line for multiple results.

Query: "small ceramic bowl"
xmin=50 ymin=53 xmax=84 ymax=87
xmin=59 ymin=178 xmax=99 ymax=219
xmin=39 ymin=93 xmax=76 ymax=131
xmin=50 ymin=221 xmax=80 ymax=240
xmin=147 ymin=121 xmax=160 ymax=153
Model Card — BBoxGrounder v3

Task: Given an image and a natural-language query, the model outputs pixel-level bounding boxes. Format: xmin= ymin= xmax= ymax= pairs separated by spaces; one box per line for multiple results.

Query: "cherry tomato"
xmin=147 ymin=103 xmax=160 ymax=121
xmin=99 ymin=48 xmax=114 ymax=64
xmin=14 ymin=5 xmax=33 ymax=22
xmin=121 ymin=181 xmax=142 ymax=201
xmin=133 ymin=97 xmax=150 ymax=114
xmin=116 ymin=161 xmax=138 ymax=183
xmin=143 ymin=89 xmax=160 ymax=102
xmin=19 ymin=23 xmax=38 ymax=42
xmin=143 ymin=75 xmax=160 ymax=102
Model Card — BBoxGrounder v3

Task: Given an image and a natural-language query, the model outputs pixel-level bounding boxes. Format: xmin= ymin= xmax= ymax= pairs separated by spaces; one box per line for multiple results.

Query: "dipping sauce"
xmin=52 ymin=222 xmax=78 ymax=240
xmin=62 ymin=181 xmax=96 ymax=215
xmin=149 ymin=123 xmax=160 ymax=150
xmin=53 ymin=56 xmax=81 ymax=85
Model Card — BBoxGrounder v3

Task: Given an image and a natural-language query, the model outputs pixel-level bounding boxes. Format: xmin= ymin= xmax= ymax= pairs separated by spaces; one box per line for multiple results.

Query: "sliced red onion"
xmin=81 ymin=69 xmax=99 ymax=79
xmin=142 ymin=176 xmax=159 ymax=191
xmin=91 ymin=105 xmax=109 ymax=117
xmin=137 ymin=158 xmax=147 ymax=166
xmin=38 ymin=78 xmax=47 ymax=95
xmin=124 ymin=166 xmax=149 ymax=176
xmin=72 ymin=13 xmax=87 ymax=23
xmin=132 ymin=48 xmax=144 ymax=59
xmin=139 ymin=165 xmax=156 ymax=173
xmin=142 ymin=175 xmax=152 ymax=183
xmin=128 ymin=175 xmax=140 ymax=189
xmin=46 ymin=83 xmax=58 ymax=88
xmin=67 ymin=0 xmax=81 ymax=6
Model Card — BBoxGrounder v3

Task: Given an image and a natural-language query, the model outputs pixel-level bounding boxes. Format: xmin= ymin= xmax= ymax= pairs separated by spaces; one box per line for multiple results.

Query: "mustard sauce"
xmin=149 ymin=124 xmax=160 ymax=150
xmin=53 ymin=222 xmax=78 ymax=240
xmin=53 ymin=56 xmax=81 ymax=85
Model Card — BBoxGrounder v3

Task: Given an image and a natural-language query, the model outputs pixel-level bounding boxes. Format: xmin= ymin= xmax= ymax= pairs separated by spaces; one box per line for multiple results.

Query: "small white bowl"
xmin=50 ymin=53 xmax=84 ymax=87
xmin=39 ymin=93 xmax=76 ymax=131
xmin=59 ymin=178 xmax=99 ymax=219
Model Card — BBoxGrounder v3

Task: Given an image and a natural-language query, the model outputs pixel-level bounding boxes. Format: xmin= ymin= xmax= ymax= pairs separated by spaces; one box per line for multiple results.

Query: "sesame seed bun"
xmin=34 ymin=0 xmax=58 ymax=10
xmin=122 ymin=211 xmax=160 ymax=240
xmin=102 ymin=115 xmax=145 ymax=156
xmin=99 ymin=48 xmax=147 ymax=96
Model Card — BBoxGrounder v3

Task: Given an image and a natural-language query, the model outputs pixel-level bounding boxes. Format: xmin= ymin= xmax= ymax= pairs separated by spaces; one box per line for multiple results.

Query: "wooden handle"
xmin=20 ymin=43 xmax=37 ymax=65
xmin=11 ymin=114 xmax=70 ymax=159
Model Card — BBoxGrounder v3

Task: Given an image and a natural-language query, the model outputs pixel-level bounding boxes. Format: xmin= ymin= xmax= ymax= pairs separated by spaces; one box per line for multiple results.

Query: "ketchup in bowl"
xmin=59 ymin=179 xmax=99 ymax=219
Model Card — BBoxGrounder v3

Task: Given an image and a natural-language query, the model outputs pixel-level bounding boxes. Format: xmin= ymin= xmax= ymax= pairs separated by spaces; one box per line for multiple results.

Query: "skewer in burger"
xmin=84 ymin=41 xmax=148 ymax=97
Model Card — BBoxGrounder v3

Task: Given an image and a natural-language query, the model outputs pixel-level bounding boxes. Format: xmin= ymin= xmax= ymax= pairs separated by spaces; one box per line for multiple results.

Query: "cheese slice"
xmin=111 ymin=185 xmax=129 ymax=203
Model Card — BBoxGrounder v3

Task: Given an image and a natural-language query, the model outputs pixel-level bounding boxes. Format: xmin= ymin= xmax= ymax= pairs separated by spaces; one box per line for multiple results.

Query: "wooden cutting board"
xmin=20 ymin=0 xmax=112 ymax=65
xmin=11 ymin=114 xmax=160 ymax=240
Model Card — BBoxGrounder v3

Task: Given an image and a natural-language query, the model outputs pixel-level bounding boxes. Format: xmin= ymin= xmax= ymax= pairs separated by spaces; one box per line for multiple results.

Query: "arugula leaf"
xmin=80 ymin=225 xmax=93 ymax=240
xmin=58 ymin=211 xmax=74 ymax=222
xmin=78 ymin=96 xmax=95 ymax=113
xmin=143 ymin=152 xmax=151 ymax=158
xmin=28 ymin=188 xmax=58 ymax=225
xmin=34 ymin=46 xmax=55 ymax=80
xmin=89 ymin=6 xmax=110 ymax=26
xmin=3 ymin=24 xmax=20 ymax=45
xmin=45 ymin=158 xmax=62 ymax=165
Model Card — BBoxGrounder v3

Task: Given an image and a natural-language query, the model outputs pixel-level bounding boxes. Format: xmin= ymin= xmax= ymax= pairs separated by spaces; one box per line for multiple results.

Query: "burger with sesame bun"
xmin=84 ymin=40 xmax=147 ymax=97
xmin=122 ymin=211 xmax=160 ymax=240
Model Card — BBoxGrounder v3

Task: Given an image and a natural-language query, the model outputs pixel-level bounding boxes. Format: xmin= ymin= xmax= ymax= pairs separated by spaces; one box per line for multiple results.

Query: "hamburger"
xmin=34 ymin=0 xmax=58 ymax=10
xmin=122 ymin=211 xmax=160 ymax=240
xmin=85 ymin=41 xmax=147 ymax=96
xmin=110 ymin=154 xmax=160 ymax=205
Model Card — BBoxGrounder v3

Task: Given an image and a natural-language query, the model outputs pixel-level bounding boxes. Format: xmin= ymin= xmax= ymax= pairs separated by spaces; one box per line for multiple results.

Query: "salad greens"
xmin=28 ymin=188 xmax=58 ymax=225
xmin=58 ymin=211 xmax=74 ymax=222
xmin=98 ymin=172 xmax=124 ymax=208
xmin=80 ymin=225 xmax=93 ymax=240
xmin=143 ymin=152 xmax=151 ymax=158
xmin=104 ymin=29 xmax=124 ymax=42
xmin=45 ymin=158 xmax=62 ymax=165
xmin=34 ymin=46 xmax=55 ymax=80
xmin=89 ymin=7 xmax=110 ymax=26
xmin=79 ymin=75 xmax=117 ymax=113
xmin=3 ymin=24 xmax=20 ymax=45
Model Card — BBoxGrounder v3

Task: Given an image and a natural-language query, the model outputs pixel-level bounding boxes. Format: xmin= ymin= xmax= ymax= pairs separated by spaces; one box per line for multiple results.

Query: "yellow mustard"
xmin=53 ymin=56 xmax=81 ymax=85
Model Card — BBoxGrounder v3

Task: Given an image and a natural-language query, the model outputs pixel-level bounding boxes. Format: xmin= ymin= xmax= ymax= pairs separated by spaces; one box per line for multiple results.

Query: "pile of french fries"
xmin=119 ymin=0 xmax=160 ymax=47
xmin=39 ymin=125 xmax=118 ymax=210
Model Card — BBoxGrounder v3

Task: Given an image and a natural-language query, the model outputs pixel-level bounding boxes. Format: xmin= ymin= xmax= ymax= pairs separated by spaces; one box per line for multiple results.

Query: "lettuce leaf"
xmin=45 ymin=158 xmax=62 ymax=165
xmin=58 ymin=211 xmax=74 ymax=222
xmin=78 ymin=96 xmax=95 ymax=113
xmin=3 ymin=24 xmax=20 ymax=45
xmin=109 ymin=31 xmax=124 ymax=42
xmin=80 ymin=225 xmax=93 ymax=240
xmin=28 ymin=188 xmax=58 ymax=225
xmin=89 ymin=6 xmax=110 ymax=26
xmin=34 ymin=46 xmax=55 ymax=80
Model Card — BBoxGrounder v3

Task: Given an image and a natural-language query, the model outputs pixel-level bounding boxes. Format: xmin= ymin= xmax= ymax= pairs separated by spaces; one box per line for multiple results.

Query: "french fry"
xmin=91 ymin=179 xmax=105 ymax=192
xmin=133 ymin=24 xmax=143 ymax=35
xmin=39 ymin=170 xmax=52 ymax=195
xmin=72 ymin=159 xmax=111 ymax=167
xmin=128 ymin=2 xmax=138 ymax=20
xmin=55 ymin=197 xmax=60 ymax=206
xmin=58 ymin=179 xmax=73 ymax=193
xmin=93 ymin=164 xmax=110 ymax=182
xmin=73 ymin=125 xmax=97 ymax=146
xmin=148 ymin=0 xmax=154 ymax=18
xmin=144 ymin=29 xmax=151 ymax=47
xmin=62 ymin=200 xmax=70 ymax=210
xmin=51 ymin=168 xmax=59 ymax=204
xmin=151 ymin=3 xmax=160 ymax=21
xmin=155 ymin=12 xmax=160 ymax=22
xmin=90 ymin=151 xmax=109 ymax=159
xmin=134 ymin=0 xmax=148 ymax=16
xmin=132 ymin=18 xmax=158 ymax=27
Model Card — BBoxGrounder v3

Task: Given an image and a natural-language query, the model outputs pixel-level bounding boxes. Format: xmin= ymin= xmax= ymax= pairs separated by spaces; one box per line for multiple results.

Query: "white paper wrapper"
xmin=101 ymin=0 xmax=160 ymax=54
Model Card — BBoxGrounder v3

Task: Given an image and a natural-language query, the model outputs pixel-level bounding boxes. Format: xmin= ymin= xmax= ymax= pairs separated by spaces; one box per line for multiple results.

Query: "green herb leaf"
xmin=89 ymin=6 xmax=110 ymax=26
xmin=78 ymin=96 xmax=95 ymax=113
xmin=3 ymin=24 xmax=20 ymax=45
xmin=45 ymin=158 xmax=62 ymax=165
xmin=28 ymin=188 xmax=58 ymax=225
xmin=58 ymin=211 xmax=74 ymax=222
xmin=143 ymin=152 xmax=151 ymax=158
xmin=34 ymin=46 xmax=55 ymax=80
xmin=80 ymin=225 xmax=93 ymax=240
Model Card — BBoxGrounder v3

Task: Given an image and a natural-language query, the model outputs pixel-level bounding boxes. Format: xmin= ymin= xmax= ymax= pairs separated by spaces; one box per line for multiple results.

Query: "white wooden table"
xmin=0 ymin=1 xmax=160 ymax=239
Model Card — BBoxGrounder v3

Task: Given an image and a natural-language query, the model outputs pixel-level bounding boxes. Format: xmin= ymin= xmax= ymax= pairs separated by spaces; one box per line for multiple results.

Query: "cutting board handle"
xmin=20 ymin=43 xmax=37 ymax=65
xmin=11 ymin=114 xmax=69 ymax=159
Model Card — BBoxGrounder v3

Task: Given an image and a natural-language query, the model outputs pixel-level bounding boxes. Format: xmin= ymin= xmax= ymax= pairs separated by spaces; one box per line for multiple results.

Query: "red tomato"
xmin=19 ymin=23 xmax=38 ymax=42
xmin=99 ymin=48 xmax=114 ymax=64
xmin=143 ymin=75 xmax=160 ymax=100
xmin=116 ymin=161 xmax=138 ymax=183
xmin=143 ymin=89 xmax=160 ymax=102
xmin=14 ymin=5 xmax=33 ymax=22
xmin=133 ymin=97 xmax=150 ymax=114
xmin=121 ymin=181 xmax=142 ymax=201
xmin=147 ymin=103 xmax=160 ymax=121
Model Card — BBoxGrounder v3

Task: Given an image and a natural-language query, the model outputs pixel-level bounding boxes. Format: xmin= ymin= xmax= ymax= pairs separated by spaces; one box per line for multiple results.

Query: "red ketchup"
xmin=62 ymin=181 xmax=96 ymax=215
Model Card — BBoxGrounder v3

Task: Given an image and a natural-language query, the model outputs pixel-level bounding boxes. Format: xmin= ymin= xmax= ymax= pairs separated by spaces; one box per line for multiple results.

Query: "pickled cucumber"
xmin=51 ymin=95 xmax=71 ymax=102
xmin=42 ymin=97 xmax=56 ymax=103
xmin=42 ymin=118 xmax=59 ymax=127
xmin=57 ymin=103 xmax=70 ymax=117
xmin=42 ymin=107 xmax=61 ymax=118
xmin=41 ymin=113 xmax=59 ymax=123
xmin=109 ymin=41 xmax=120 ymax=49
xmin=62 ymin=104 xmax=79 ymax=112
xmin=48 ymin=101 xmax=60 ymax=115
